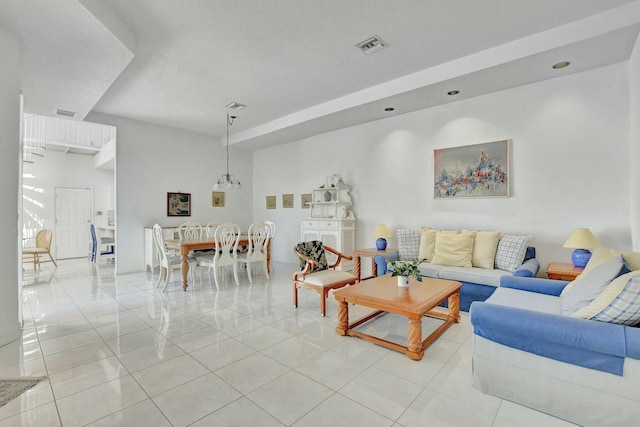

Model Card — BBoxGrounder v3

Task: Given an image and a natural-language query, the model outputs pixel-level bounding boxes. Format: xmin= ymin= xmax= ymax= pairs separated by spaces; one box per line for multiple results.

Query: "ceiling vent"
xmin=226 ymin=102 xmax=246 ymax=111
xmin=356 ymin=35 xmax=385 ymax=55
xmin=56 ymin=109 xmax=76 ymax=118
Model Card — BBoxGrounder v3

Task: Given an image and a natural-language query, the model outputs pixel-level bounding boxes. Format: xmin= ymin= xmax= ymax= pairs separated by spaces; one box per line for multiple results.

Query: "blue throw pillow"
xmin=561 ymin=254 xmax=626 ymax=316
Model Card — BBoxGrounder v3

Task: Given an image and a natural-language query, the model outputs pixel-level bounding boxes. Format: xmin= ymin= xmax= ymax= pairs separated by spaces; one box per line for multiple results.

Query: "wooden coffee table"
xmin=333 ymin=275 xmax=462 ymax=360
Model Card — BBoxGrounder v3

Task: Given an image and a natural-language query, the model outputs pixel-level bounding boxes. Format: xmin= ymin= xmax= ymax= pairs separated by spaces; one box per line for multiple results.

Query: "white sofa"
xmin=471 ymin=247 xmax=640 ymax=426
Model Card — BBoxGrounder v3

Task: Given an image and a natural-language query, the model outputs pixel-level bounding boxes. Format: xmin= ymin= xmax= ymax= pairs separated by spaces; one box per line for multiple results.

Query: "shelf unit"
xmin=301 ymin=176 xmax=356 ymax=271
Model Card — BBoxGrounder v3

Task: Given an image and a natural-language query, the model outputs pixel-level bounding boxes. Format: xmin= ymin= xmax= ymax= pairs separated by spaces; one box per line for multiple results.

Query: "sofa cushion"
xmin=583 ymin=246 xmax=640 ymax=273
xmin=432 ymin=231 xmax=475 ymax=267
xmin=418 ymin=227 xmax=437 ymax=262
xmin=573 ymin=270 xmax=640 ymax=325
xmin=397 ymin=228 xmax=421 ymax=261
xmin=417 ymin=262 xmax=448 ymax=278
xmin=484 ymin=287 xmax=562 ymax=315
xmin=495 ymin=235 xmax=530 ymax=272
xmin=471 ymin=231 xmax=501 ymax=270
xmin=439 ymin=266 xmax=510 ymax=287
xmin=561 ymin=255 xmax=627 ymax=316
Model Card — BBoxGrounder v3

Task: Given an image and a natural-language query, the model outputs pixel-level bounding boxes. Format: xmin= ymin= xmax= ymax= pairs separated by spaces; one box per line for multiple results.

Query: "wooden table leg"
xmin=267 ymin=239 xmax=272 ymax=274
xmin=180 ymin=248 xmax=189 ymax=292
xmin=406 ymin=317 xmax=424 ymax=360
xmin=335 ymin=301 xmax=349 ymax=335
xmin=353 ymin=255 xmax=361 ymax=282
xmin=371 ymin=258 xmax=378 ymax=277
xmin=448 ymin=292 xmax=461 ymax=323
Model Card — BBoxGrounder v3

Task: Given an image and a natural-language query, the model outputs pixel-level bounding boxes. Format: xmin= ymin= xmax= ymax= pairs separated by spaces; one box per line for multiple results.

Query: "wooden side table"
xmin=352 ymin=247 xmax=396 ymax=282
xmin=546 ymin=262 xmax=584 ymax=281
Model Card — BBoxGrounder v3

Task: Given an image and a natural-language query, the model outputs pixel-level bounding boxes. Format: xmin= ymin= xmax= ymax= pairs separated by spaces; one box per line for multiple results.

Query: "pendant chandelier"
xmin=213 ymin=112 xmax=242 ymax=191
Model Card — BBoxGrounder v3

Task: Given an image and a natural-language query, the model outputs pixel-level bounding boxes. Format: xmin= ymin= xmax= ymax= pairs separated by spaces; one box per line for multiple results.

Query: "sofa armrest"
xmin=513 ymin=258 xmax=540 ymax=278
xmin=500 ymin=275 xmax=569 ymax=296
xmin=470 ymin=302 xmax=627 ymax=375
xmin=373 ymin=251 xmax=399 ymax=275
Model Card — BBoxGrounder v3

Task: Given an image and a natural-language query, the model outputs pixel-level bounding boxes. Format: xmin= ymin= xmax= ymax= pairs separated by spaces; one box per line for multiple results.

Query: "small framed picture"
xmin=282 ymin=193 xmax=294 ymax=208
xmin=212 ymin=192 xmax=225 ymax=207
xmin=301 ymin=193 xmax=312 ymax=209
xmin=167 ymin=192 xmax=191 ymax=217
xmin=266 ymin=195 xmax=276 ymax=209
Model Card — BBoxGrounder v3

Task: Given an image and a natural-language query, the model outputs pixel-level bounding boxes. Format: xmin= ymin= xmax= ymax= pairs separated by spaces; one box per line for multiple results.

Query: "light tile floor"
xmin=0 ymin=259 xmax=578 ymax=426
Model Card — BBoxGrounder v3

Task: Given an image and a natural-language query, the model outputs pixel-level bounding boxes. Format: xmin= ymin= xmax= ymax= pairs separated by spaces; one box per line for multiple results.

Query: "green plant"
xmin=388 ymin=259 xmax=423 ymax=282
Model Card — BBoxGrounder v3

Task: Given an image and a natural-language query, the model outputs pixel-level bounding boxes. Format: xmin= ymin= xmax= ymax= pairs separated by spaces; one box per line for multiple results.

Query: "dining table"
xmin=164 ymin=235 xmax=252 ymax=291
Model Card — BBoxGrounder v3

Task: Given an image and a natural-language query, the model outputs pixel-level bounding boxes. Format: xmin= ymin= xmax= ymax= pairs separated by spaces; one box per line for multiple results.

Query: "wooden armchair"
xmin=292 ymin=241 xmax=357 ymax=316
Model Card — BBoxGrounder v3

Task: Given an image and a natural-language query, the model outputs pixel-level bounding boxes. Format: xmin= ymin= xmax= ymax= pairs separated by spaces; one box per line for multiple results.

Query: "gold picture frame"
xmin=301 ymin=193 xmax=312 ymax=209
xmin=282 ymin=193 xmax=294 ymax=208
xmin=266 ymin=195 xmax=276 ymax=209
xmin=212 ymin=191 xmax=225 ymax=207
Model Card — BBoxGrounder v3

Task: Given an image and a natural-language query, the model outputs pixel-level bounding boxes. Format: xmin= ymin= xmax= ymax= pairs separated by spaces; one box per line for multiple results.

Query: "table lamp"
xmin=563 ymin=228 xmax=599 ymax=267
xmin=372 ymin=224 xmax=392 ymax=250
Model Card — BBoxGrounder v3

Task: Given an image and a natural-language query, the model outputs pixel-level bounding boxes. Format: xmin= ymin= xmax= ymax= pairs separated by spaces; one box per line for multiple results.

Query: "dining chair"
xmin=204 ymin=221 xmax=219 ymax=238
xmin=178 ymin=221 xmax=202 ymax=239
xmin=152 ymin=223 xmax=196 ymax=292
xmin=237 ymin=222 xmax=270 ymax=283
xmin=292 ymin=240 xmax=356 ymax=316
xmin=23 ymin=229 xmax=57 ymax=270
xmin=198 ymin=223 xmax=240 ymax=289
xmin=89 ymin=224 xmax=115 ymax=264
xmin=265 ymin=221 xmax=276 ymax=273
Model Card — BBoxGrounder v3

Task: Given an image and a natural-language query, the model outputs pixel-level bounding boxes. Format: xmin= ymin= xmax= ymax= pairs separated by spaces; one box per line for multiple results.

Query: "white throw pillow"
xmin=561 ymin=255 xmax=626 ymax=316
xmin=494 ymin=235 xmax=530 ymax=272
xmin=431 ymin=231 xmax=475 ymax=268
xmin=471 ymin=231 xmax=501 ymax=270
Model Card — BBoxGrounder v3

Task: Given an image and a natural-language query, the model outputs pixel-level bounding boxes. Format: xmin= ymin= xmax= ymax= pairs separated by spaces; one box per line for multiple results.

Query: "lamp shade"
xmin=563 ymin=228 xmax=599 ymax=249
xmin=563 ymin=228 xmax=599 ymax=268
xmin=371 ymin=224 xmax=392 ymax=239
xmin=372 ymin=224 xmax=392 ymax=250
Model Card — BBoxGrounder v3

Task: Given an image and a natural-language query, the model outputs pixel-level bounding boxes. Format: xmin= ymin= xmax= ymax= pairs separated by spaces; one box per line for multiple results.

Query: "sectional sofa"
xmin=470 ymin=247 xmax=640 ymax=426
xmin=374 ymin=228 xmax=539 ymax=311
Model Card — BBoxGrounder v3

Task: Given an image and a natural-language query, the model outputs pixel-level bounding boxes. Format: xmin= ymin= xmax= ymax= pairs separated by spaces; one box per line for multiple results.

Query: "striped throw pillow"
xmin=573 ymin=270 xmax=640 ymax=325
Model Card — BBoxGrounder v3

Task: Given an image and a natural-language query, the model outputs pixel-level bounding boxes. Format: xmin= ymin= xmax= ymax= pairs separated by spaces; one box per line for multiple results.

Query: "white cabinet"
xmin=302 ymin=175 xmax=356 ymax=271
xmin=144 ymin=226 xmax=178 ymax=271
xmin=300 ymin=219 xmax=355 ymax=271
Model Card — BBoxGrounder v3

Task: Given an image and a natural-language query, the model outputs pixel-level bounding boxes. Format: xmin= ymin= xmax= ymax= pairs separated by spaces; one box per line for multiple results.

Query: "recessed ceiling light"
xmin=552 ymin=61 xmax=571 ymax=69
xmin=384 ymin=107 xmax=395 ymax=112
xmin=447 ymin=90 xmax=460 ymax=96
xmin=226 ymin=101 xmax=246 ymax=111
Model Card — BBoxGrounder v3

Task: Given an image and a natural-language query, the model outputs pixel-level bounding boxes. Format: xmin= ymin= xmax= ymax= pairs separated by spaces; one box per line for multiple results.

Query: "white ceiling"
xmin=2 ymin=0 xmax=639 ymax=149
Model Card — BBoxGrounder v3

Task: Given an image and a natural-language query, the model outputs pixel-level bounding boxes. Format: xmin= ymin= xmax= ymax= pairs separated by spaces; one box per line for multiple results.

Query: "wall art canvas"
xmin=434 ymin=139 xmax=511 ymax=198
xmin=282 ymin=194 xmax=294 ymax=208
xmin=266 ymin=195 xmax=276 ymax=210
xmin=167 ymin=192 xmax=191 ymax=216
xmin=301 ymin=193 xmax=312 ymax=209
xmin=212 ymin=192 xmax=225 ymax=207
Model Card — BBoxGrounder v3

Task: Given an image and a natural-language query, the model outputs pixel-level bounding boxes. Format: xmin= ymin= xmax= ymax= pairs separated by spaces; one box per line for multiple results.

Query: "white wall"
xmin=254 ymin=63 xmax=632 ymax=273
xmin=0 ymin=25 xmax=21 ymax=346
xmin=630 ymin=33 xmax=640 ymax=250
xmin=87 ymin=112 xmax=254 ymax=274
xmin=23 ymin=150 xmax=114 ymax=256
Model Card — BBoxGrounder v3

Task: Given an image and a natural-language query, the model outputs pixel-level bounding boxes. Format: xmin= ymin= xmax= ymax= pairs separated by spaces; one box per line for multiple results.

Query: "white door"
xmin=55 ymin=187 xmax=91 ymax=259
